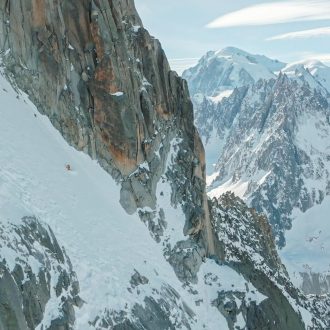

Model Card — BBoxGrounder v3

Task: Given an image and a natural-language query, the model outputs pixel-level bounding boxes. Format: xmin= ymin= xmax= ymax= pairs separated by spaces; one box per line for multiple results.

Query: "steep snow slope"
xmin=281 ymin=109 xmax=330 ymax=291
xmin=0 ymin=68 xmax=271 ymax=329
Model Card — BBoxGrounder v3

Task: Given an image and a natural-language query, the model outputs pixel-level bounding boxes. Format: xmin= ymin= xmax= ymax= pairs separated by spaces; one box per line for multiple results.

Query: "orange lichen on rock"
xmin=109 ymin=143 xmax=138 ymax=176
xmin=32 ymin=0 xmax=46 ymax=28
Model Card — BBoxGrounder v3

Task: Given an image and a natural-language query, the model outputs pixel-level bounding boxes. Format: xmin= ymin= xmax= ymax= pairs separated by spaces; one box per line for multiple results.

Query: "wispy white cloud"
xmin=267 ymin=26 xmax=330 ymax=40
xmin=293 ymin=51 xmax=330 ymax=64
xmin=305 ymin=53 xmax=330 ymax=64
xmin=206 ymin=1 xmax=330 ymax=28
xmin=169 ymin=58 xmax=200 ymax=75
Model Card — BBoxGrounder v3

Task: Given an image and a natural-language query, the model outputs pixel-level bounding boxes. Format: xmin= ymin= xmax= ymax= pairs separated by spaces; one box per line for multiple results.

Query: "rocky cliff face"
xmin=1 ymin=0 xmax=172 ymax=172
xmin=0 ymin=0 xmax=215 ymax=253
xmin=0 ymin=0 xmax=217 ymax=267
xmin=0 ymin=217 xmax=81 ymax=330
xmin=210 ymin=193 xmax=329 ymax=329
xmin=0 ymin=2 xmax=325 ymax=329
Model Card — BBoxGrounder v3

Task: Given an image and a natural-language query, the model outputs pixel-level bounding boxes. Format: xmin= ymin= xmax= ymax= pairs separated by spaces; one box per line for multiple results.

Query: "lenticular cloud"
xmin=206 ymin=0 xmax=330 ymax=28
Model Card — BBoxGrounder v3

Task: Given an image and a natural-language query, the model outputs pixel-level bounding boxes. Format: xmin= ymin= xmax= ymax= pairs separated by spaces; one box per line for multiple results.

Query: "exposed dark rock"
xmin=91 ymin=284 xmax=194 ymax=330
xmin=300 ymin=272 xmax=330 ymax=295
xmin=130 ymin=270 xmax=149 ymax=289
xmin=0 ymin=217 xmax=81 ymax=330
xmin=209 ymin=193 xmax=327 ymax=329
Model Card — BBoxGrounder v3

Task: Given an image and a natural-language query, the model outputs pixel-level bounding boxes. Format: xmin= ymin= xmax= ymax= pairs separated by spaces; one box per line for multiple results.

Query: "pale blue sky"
xmin=135 ymin=0 xmax=330 ymax=72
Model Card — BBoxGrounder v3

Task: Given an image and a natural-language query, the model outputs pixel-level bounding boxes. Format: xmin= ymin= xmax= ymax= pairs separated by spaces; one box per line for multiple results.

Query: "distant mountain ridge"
xmin=184 ymin=47 xmax=330 ymax=295
xmin=183 ymin=47 xmax=286 ymax=104
xmin=183 ymin=47 xmax=330 ymax=104
xmin=283 ymin=59 xmax=330 ymax=92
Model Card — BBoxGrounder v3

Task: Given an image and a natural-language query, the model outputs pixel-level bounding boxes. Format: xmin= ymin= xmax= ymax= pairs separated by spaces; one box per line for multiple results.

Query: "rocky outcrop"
xmin=0 ymin=0 xmax=191 ymax=171
xmin=301 ymin=272 xmax=330 ymax=295
xmin=210 ymin=193 xmax=302 ymax=329
xmin=91 ymin=282 xmax=195 ymax=330
xmin=210 ymin=193 xmax=328 ymax=329
xmin=0 ymin=217 xmax=81 ymax=330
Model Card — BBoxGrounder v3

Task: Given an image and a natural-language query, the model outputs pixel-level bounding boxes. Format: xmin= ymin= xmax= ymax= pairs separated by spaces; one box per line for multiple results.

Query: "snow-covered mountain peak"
xmin=282 ymin=59 xmax=330 ymax=93
xmin=213 ymin=46 xmax=253 ymax=60
xmin=215 ymin=46 xmax=285 ymax=72
xmin=284 ymin=59 xmax=328 ymax=72
xmin=184 ymin=48 xmax=330 ymax=104
xmin=183 ymin=47 xmax=285 ymax=104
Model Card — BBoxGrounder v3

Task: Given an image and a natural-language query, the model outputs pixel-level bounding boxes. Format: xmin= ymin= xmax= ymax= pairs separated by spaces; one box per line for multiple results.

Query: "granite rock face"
xmin=0 ymin=0 xmax=193 ymax=174
xmin=210 ymin=193 xmax=330 ymax=329
xmin=0 ymin=0 xmax=211 ymax=246
xmin=210 ymin=193 xmax=304 ymax=330
xmin=0 ymin=217 xmax=81 ymax=330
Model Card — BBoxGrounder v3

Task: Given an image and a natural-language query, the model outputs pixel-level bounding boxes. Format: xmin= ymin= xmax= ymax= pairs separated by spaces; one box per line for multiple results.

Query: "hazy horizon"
xmin=135 ymin=0 xmax=330 ymax=74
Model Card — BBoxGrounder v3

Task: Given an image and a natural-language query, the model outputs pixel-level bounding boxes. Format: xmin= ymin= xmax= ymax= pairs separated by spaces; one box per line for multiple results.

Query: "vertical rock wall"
xmin=0 ymin=0 xmax=214 ymax=251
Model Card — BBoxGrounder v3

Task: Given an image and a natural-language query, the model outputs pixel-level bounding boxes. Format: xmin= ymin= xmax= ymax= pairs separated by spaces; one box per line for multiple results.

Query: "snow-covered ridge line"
xmin=183 ymin=47 xmax=330 ymax=106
